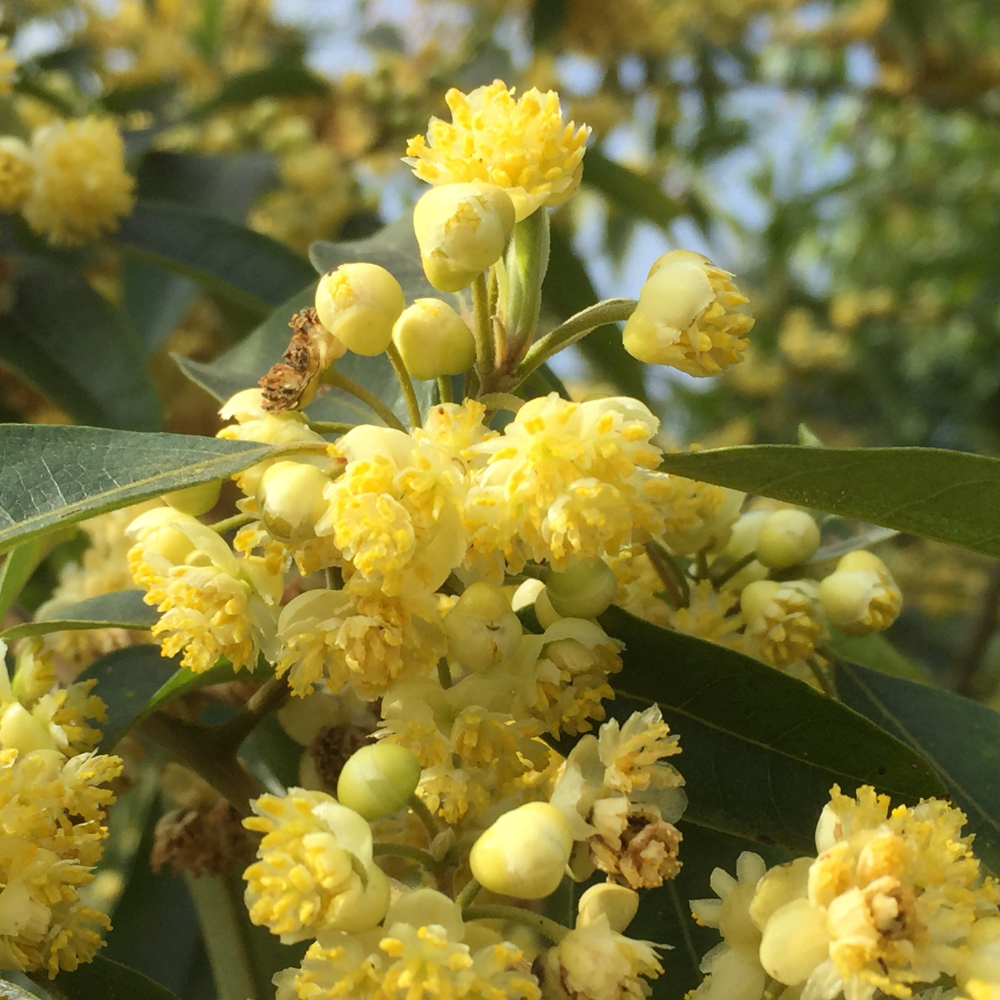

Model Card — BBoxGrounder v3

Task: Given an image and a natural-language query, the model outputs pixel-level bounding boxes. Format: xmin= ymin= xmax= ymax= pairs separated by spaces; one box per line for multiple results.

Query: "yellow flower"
xmin=0 ymin=138 xmax=33 ymax=212
xmin=663 ymin=579 xmax=745 ymax=650
xmin=23 ymin=116 xmax=135 ymax=246
xmin=406 ymin=80 xmax=591 ymax=221
xmin=818 ymin=551 xmax=902 ymax=636
xmin=689 ymin=852 xmax=769 ymax=1000
xmin=622 ymin=250 xmax=754 ymax=376
xmin=243 ymin=788 xmax=390 ymax=942
xmin=740 ymin=579 xmax=827 ymax=669
xmin=759 ymin=786 xmax=1000 ymax=1000
xmin=657 ymin=472 xmax=744 ymax=555
xmin=0 ymin=747 xmax=122 ymax=976
xmin=465 ymin=394 xmax=667 ymax=575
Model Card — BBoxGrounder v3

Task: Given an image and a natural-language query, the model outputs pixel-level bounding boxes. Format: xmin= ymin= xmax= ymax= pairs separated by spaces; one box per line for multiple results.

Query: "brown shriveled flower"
xmin=306 ymin=721 xmax=377 ymax=793
xmin=589 ymin=798 xmax=683 ymax=889
xmin=150 ymin=798 xmax=256 ymax=877
xmin=259 ymin=307 xmax=346 ymax=413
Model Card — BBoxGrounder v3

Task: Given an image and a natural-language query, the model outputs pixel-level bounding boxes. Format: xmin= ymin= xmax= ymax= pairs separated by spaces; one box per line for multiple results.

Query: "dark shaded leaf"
xmin=0 ymin=425 xmax=276 ymax=554
xmin=53 ymin=955 xmax=185 ymax=1000
xmin=657 ymin=446 xmax=1000 ymax=560
xmin=530 ymin=0 xmax=570 ymax=46
xmin=600 ymin=606 xmax=945 ymax=852
xmin=1 ymin=589 xmax=157 ymax=641
xmin=0 ymin=537 xmax=52 ymax=622
xmin=836 ymin=661 xmax=1000 ymax=874
xmin=0 ymin=256 xmax=162 ymax=430
xmin=114 ymin=201 xmax=315 ymax=320
xmin=827 ymin=630 xmax=928 ymax=682
xmin=142 ymin=658 xmax=239 ymax=717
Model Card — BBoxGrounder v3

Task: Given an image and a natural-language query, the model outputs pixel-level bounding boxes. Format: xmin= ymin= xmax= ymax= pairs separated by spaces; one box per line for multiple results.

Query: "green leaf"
xmin=827 ymin=630 xmax=929 ymax=683
xmin=600 ymin=606 xmax=945 ymax=852
xmin=545 ymin=225 xmax=648 ymax=402
xmin=0 ymin=537 xmax=53 ymax=623
xmin=0 ymin=256 xmax=162 ymax=431
xmin=530 ymin=0 xmax=570 ymax=46
xmin=141 ymin=657 xmax=239 ymax=717
xmin=0 ymin=590 xmax=158 ymax=641
xmin=51 ymin=956 xmax=184 ymax=1000
xmin=78 ymin=646 xmax=183 ymax=751
xmin=657 ymin=446 xmax=1000 ymax=559
xmin=188 ymin=56 xmax=328 ymax=121
xmin=836 ymin=661 xmax=1000 ymax=874
xmin=583 ymin=150 xmax=682 ymax=230
xmin=114 ymin=201 xmax=316 ymax=321
xmin=0 ymin=425 xmax=276 ymax=555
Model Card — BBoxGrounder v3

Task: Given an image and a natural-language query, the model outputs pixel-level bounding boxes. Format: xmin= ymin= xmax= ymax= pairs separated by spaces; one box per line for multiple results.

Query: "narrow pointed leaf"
xmin=0 ymin=425 xmax=276 ymax=555
xmin=52 ymin=955 xmax=185 ymax=1000
xmin=657 ymin=446 xmax=1000 ymax=559
xmin=1 ymin=589 xmax=158 ymax=641
xmin=836 ymin=661 xmax=1000 ymax=874
xmin=600 ymin=606 xmax=945 ymax=852
xmin=583 ymin=150 xmax=683 ymax=230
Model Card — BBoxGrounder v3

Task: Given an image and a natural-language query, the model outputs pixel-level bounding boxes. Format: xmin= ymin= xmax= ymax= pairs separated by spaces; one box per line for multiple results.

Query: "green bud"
xmin=545 ymin=557 xmax=617 ymax=619
xmin=754 ymin=509 xmax=820 ymax=569
xmin=576 ymin=883 xmax=638 ymax=932
xmin=315 ymin=262 xmax=405 ymax=356
xmin=163 ymin=479 xmax=223 ymax=516
xmin=740 ymin=580 xmax=781 ymax=624
xmin=256 ymin=460 xmax=331 ymax=542
xmin=336 ymin=742 xmax=422 ymax=821
xmin=392 ymin=298 xmax=476 ymax=380
xmin=443 ymin=582 xmax=522 ymax=670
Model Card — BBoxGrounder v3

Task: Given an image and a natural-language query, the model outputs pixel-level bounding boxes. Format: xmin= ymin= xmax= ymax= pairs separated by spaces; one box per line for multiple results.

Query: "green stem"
xmin=139 ymin=713 xmax=266 ymax=815
xmin=644 ymin=540 xmax=690 ymax=608
xmin=208 ymin=512 xmax=256 ymax=535
xmin=409 ymin=793 xmax=442 ymax=841
xmin=514 ymin=298 xmax=637 ymax=388
xmin=186 ymin=874 xmax=259 ymax=1000
xmin=322 ymin=368 xmax=406 ymax=431
xmin=478 ymin=392 xmax=524 ymax=413
xmin=373 ymin=842 xmax=442 ymax=871
xmin=307 ymin=420 xmax=356 ymax=435
xmin=711 ymin=551 xmax=756 ymax=590
xmin=463 ymin=904 xmax=569 ymax=943
xmin=437 ymin=375 xmax=454 ymax=404
xmin=214 ymin=675 xmax=290 ymax=752
xmin=455 ymin=877 xmax=481 ymax=908
xmin=472 ymin=271 xmax=494 ymax=384
xmin=386 ymin=340 xmax=423 ymax=428
xmin=807 ymin=656 xmax=838 ymax=699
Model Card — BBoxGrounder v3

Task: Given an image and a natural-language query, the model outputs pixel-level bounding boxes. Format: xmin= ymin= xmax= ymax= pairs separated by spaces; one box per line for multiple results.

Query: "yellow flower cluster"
xmin=690 ymin=786 xmax=1000 ymax=1000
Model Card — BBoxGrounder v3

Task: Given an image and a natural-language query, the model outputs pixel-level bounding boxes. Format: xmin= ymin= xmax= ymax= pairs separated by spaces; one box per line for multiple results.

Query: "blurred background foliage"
xmin=3 ymin=1 xmax=1000 ymax=989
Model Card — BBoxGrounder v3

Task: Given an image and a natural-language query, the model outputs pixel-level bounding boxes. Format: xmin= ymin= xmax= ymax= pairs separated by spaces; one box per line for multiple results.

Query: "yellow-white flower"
xmin=818 ymin=551 xmax=901 ymax=636
xmin=406 ymin=80 xmax=591 ymax=221
xmin=741 ymin=580 xmax=827 ymax=670
xmin=243 ymin=788 xmax=390 ymax=942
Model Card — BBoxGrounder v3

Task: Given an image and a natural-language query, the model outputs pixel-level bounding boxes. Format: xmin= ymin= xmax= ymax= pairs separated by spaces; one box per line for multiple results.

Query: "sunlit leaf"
xmin=0 ymin=589 xmax=157 ymax=641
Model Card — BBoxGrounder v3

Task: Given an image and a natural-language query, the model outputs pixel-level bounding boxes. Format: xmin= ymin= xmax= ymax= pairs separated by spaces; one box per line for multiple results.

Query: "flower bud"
xmin=314 ymin=262 xmax=405 ymax=356
xmin=545 ymin=558 xmax=618 ymax=619
xmin=817 ymin=550 xmax=901 ymax=635
xmin=576 ymin=883 xmax=639 ymax=933
xmin=749 ymin=857 xmax=812 ymax=931
xmin=0 ymin=701 xmax=54 ymax=754
xmin=470 ymin=801 xmax=573 ymax=899
xmin=163 ymin=479 xmax=223 ymax=517
xmin=740 ymin=580 xmax=781 ymax=625
xmin=336 ymin=742 xmax=422 ymax=821
xmin=758 ymin=898 xmax=830 ymax=985
xmin=413 ymin=182 xmax=515 ymax=292
xmin=392 ymin=298 xmax=476 ymax=380
xmin=443 ymin=582 xmax=522 ymax=670
xmin=256 ymin=460 xmax=331 ymax=542
xmin=127 ymin=508 xmax=199 ymax=566
xmin=622 ymin=250 xmax=754 ymax=377
xmin=535 ymin=586 xmax=562 ymax=630
xmin=754 ymin=510 xmax=820 ymax=570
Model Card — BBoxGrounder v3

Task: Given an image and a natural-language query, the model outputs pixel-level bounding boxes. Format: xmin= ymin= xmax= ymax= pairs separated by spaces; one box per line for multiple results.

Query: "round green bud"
xmin=534 ymin=586 xmax=562 ymax=630
xmin=545 ymin=558 xmax=618 ymax=619
xmin=740 ymin=580 xmax=781 ymax=624
xmin=256 ymin=460 xmax=331 ymax=542
xmin=392 ymin=298 xmax=476 ymax=380
xmin=314 ymin=262 xmax=405 ymax=356
xmin=443 ymin=582 xmax=522 ymax=670
xmin=470 ymin=801 xmax=573 ymax=899
xmin=163 ymin=479 xmax=223 ymax=517
xmin=576 ymin=883 xmax=639 ymax=933
xmin=336 ymin=742 xmax=422 ymax=821
xmin=413 ymin=182 xmax=516 ymax=292
xmin=754 ymin=509 xmax=820 ymax=570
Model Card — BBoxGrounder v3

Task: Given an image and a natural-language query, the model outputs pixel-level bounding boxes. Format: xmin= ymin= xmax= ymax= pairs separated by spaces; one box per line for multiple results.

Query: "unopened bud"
xmin=164 ymin=479 xmax=223 ymax=517
xmin=623 ymin=250 xmax=753 ymax=377
xmin=470 ymin=801 xmax=573 ymax=899
xmin=749 ymin=857 xmax=812 ymax=931
xmin=256 ymin=460 xmax=331 ymax=542
xmin=535 ymin=587 xmax=562 ymax=630
xmin=740 ymin=580 xmax=781 ymax=625
xmin=443 ymin=582 xmax=522 ymax=669
xmin=314 ymin=262 xmax=405 ymax=356
xmin=336 ymin=742 xmax=422 ymax=821
xmin=576 ymin=883 xmax=639 ymax=933
xmin=545 ymin=558 xmax=618 ymax=619
xmin=413 ymin=182 xmax=515 ymax=292
xmin=755 ymin=509 xmax=820 ymax=570
xmin=758 ymin=898 xmax=830 ymax=985
xmin=392 ymin=298 xmax=476 ymax=380
xmin=127 ymin=508 xmax=199 ymax=565
xmin=817 ymin=550 xmax=901 ymax=635
xmin=0 ymin=702 xmax=54 ymax=754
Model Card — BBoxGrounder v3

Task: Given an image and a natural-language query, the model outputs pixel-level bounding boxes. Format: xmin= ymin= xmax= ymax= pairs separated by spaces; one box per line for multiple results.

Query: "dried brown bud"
xmin=589 ymin=798 xmax=682 ymax=889
xmin=259 ymin=307 xmax=346 ymax=413
xmin=305 ymin=722 xmax=377 ymax=792
xmin=150 ymin=799 xmax=255 ymax=877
